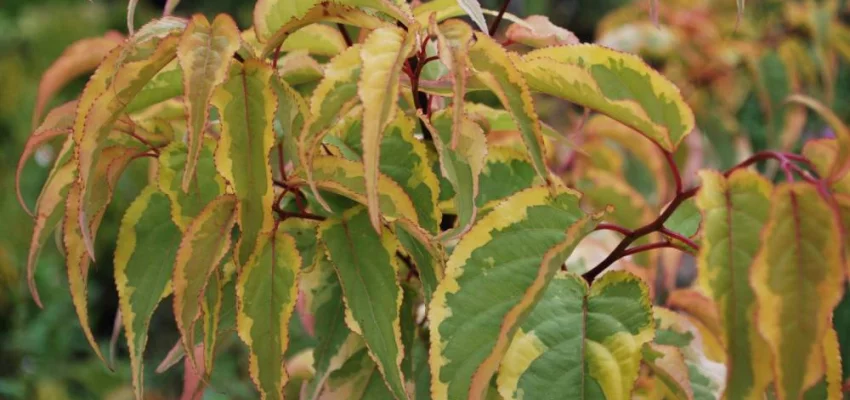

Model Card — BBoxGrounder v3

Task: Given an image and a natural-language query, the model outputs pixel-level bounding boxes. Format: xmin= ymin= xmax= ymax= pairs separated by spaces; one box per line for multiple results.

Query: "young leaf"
xmin=518 ymin=44 xmax=695 ymax=152
xmin=504 ymin=15 xmax=579 ymax=48
xmin=114 ymin=186 xmax=183 ymax=399
xmin=751 ymin=182 xmax=844 ymax=399
xmin=33 ymin=32 xmax=123 ymax=127
xmin=213 ymin=59 xmax=277 ymax=267
xmin=496 ymin=271 xmax=654 ymax=399
xmin=319 ymin=207 xmax=408 ymax=400
xmin=455 ymin=0 xmax=488 ymax=34
xmin=696 ymin=169 xmax=773 ymax=400
xmin=172 ymin=195 xmax=237 ymax=368
xmin=429 ymin=186 xmax=601 ymax=400
xmin=426 ymin=111 xmax=487 ymax=239
xmin=177 ymin=14 xmax=240 ymax=192
xmin=358 ymin=25 xmax=416 ymax=233
xmin=237 ymin=231 xmax=302 ymax=400
xmin=157 ymin=141 xmax=227 ymax=230
xmin=468 ymin=34 xmax=549 ymax=181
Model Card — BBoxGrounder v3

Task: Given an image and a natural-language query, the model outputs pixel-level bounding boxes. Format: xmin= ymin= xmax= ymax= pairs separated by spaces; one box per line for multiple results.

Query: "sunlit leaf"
xmin=430 ymin=187 xmax=600 ymax=399
xmin=237 ymin=231 xmax=302 ymax=400
xmin=751 ymin=182 xmax=844 ymax=399
xmin=319 ymin=207 xmax=408 ymax=399
xmin=358 ymin=25 xmax=416 ymax=232
xmin=282 ymin=23 xmax=348 ymax=57
xmin=505 ymin=15 xmax=579 ymax=48
xmin=177 ymin=13 xmax=240 ymax=191
xmin=496 ymin=271 xmax=654 ymax=399
xmin=115 ymin=186 xmax=182 ymax=398
xmin=518 ymin=44 xmax=694 ymax=152
xmin=213 ymin=59 xmax=277 ymax=267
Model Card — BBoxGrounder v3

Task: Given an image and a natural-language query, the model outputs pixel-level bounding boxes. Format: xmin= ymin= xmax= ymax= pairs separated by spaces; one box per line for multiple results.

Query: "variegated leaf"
xmin=157 ymin=141 xmax=227 ymax=230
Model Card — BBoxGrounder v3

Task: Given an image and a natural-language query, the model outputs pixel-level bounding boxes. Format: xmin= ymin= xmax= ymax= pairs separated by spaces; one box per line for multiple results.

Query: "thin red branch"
xmin=272 ymin=45 xmax=282 ymax=69
xmin=595 ymin=223 xmax=633 ymax=236
xmin=659 ymin=227 xmax=699 ymax=251
xmin=278 ymin=210 xmax=326 ymax=221
xmin=337 ymin=23 xmax=353 ymax=47
xmin=621 ymin=242 xmax=677 ymax=258
xmin=664 ymin=150 xmax=683 ymax=194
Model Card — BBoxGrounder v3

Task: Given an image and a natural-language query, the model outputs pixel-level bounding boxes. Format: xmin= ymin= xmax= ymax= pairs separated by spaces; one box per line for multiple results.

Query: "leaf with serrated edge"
xmin=432 ymin=19 xmax=473 ymax=149
xmin=496 ymin=271 xmax=654 ymax=399
xmin=254 ymin=0 xmax=412 ymax=42
xmin=177 ymin=14 xmax=240 ymax=192
xmin=115 ymin=186 xmax=182 ymax=398
xmin=282 ymin=23 xmax=347 ymax=57
xmin=157 ymin=141 xmax=227 ymax=230
xmin=468 ymin=34 xmax=549 ymax=183
xmin=477 ymin=146 xmax=541 ymax=209
xmin=429 ymin=186 xmax=600 ymax=400
xmin=319 ymin=207 xmax=408 ymax=399
xmin=518 ymin=44 xmax=694 ymax=152
xmin=358 ymin=25 xmax=416 ymax=233
xmin=237 ymin=231 xmax=302 ymax=400
xmin=751 ymin=182 xmax=844 ymax=399
xmin=173 ymin=195 xmax=237 ymax=368
xmin=213 ymin=59 xmax=277 ymax=267
xmin=505 ymin=15 xmax=579 ymax=48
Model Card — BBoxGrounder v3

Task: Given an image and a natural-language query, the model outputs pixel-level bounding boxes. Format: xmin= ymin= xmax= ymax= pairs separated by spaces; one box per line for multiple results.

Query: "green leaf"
xmin=751 ymin=182 xmax=845 ymax=399
xmin=495 ymin=271 xmax=654 ymax=399
xmin=322 ymin=345 xmax=398 ymax=398
xmin=270 ymin=71 xmax=309 ymax=166
xmin=213 ymin=59 xmax=277 ymax=267
xmin=157 ymin=141 xmax=227 ymax=230
xmin=125 ymin=61 xmax=183 ymax=113
xmin=395 ymin=221 xmax=443 ymax=305
xmin=468 ymin=34 xmax=549 ymax=181
xmin=664 ymin=196 xmax=701 ymax=238
xmin=114 ymin=186 xmax=182 ymax=398
xmin=282 ymin=23 xmax=348 ymax=57
xmin=319 ymin=207 xmax=408 ymax=400
xmin=176 ymin=14 xmax=240 ymax=192
xmin=237 ymin=231 xmax=302 ymax=400
xmin=172 ymin=195 xmax=237 ymax=368
xmin=426 ymin=111 xmax=487 ymax=239
xmin=696 ymin=169 xmax=773 ymax=400
xmin=518 ymin=44 xmax=694 ymax=152
xmin=358 ymin=25 xmax=416 ymax=233
xmin=476 ymin=146 xmax=540 ymax=209
xmin=429 ymin=186 xmax=600 ymax=399
xmin=433 ymin=19 xmax=474 ymax=150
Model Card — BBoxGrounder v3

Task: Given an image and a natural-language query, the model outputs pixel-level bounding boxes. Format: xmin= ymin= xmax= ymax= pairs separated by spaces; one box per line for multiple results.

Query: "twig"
xmin=488 ymin=0 xmax=512 ymax=35
xmin=337 ymin=23 xmax=353 ymax=47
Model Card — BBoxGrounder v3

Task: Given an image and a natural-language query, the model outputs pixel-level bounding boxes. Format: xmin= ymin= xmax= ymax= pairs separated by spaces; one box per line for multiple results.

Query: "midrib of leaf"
xmin=724 ymin=188 xmax=741 ymax=383
xmin=580 ymin=293 xmax=587 ymax=399
xmin=240 ymin=70 xmax=258 ymax=192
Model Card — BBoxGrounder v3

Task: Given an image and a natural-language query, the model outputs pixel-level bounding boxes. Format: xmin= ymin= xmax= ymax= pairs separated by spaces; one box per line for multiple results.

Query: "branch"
xmin=488 ymin=0 xmax=512 ymax=35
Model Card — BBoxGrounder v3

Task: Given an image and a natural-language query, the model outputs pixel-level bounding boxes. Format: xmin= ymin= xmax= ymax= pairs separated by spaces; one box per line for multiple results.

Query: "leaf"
xmin=63 ymin=181 xmax=107 ymax=364
xmin=425 ymin=111 xmax=487 ymax=239
xmin=664 ymin=197 xmax=701 ymax=238
xmin=213 ymin=59 xmax=277 ymax=267
xmin=476 ymin=146 xmax=541 ymax=209
xmin=236 ymin=231 xmax=302 ymax=400
xmin=505 ymin=15 xmax=579 ymax=48
xmin=125 ymin=61 xmax=184 ymax=114
xmin=302 ymin=247 xmax=355 ymax=399
xmin=114 ymin=186 xmax=183 ymax=398
xmin=644 ymin=344 xmax=695 ymax=400
xmin=468 ymin=34 xmax=549 ymax=181
xmin=786 ymin=94 xmax=850 ymax=183
xmin=320 ymin=345 xmax=397 ymax=399
xmin=157 ymin=141 xmax=227 ymax=230
xmin=282 ymin=23 xmax=348 ymax=57
xmin=455 ymin=0 xmax=488 ymax=34
xmin=432 ymin=18 xmax=474 ymax=150
xmin=751 ymin=182 xmax=844 ymax=399
xmin=25 ymin=136 xmax=75 ymax=307
xmin=177 ymin=14 xmax=241 ymax=192
xmin=518 ymin=44 xmax=695 ymax=152
xmin=74 ymin=21 xmax=184 ymax=259
xmin=277 ymin=51 xmax=325 ymax=86
xmin=33 ymin=33 xmax=123 ymax=127
xmin=395 ymin=221 xmax=443 ymax=305
xmin=319 ymin=207 xmax=408 ymax=399
xmin=429 ymin=186 xmax=600 ymax=400
xmin=172 ymin=195 xmax=237 ymax=368
xmin=358 ymin=25 xmax=416 ymax=233
xmin=293 ymin=155 xmax=421 ymax=225
xmin=695 ymin=169 xmax=773 ymax=399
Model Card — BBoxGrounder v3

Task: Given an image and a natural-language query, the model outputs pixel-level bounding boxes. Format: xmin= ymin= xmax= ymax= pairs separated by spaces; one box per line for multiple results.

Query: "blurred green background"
xmin=0 ymin=1 xmax=630 ymax=398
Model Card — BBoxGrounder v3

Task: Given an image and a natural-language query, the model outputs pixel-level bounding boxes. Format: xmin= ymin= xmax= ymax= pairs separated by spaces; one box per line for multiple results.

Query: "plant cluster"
xmin=17 ymin=0 xmax=850 ymax=399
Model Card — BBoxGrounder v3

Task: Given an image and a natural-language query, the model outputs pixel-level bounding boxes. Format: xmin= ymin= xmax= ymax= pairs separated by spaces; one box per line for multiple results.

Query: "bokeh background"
xmin=2 ymin=0 xmax=850 ymax=398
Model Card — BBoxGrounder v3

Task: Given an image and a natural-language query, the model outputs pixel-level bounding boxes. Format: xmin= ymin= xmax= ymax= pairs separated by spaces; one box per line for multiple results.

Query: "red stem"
xmin=621 ymin=242 xmax=677 ymax=258
xmin=595 ymin=223 xmax=633 ymax=236
xmin=664 ymin=150 xmax=683 ymax=194
xmin=659 ymin=227 xmax=699 ymax=251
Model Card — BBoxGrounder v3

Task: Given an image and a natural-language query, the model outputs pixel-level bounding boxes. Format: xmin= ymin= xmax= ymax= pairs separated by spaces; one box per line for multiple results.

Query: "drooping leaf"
xmin=237 ymin=231 xmax=302 ymax=400
xmin=172 ymin=195 xmax=237 ymax=367
xmin=212 ymin=59 xmax=277 ymax=267
xmin=495 ymin=271 xmax=654 ymax=399
xmin=319 ymin=207 xmax=408 ymax=400
xmin=468 ymin=33 xmax=549 ymax=181
xmin=751 ymin=182 xmax=844 ymax=399
xmin=26 ymin=136 xmax=75 ymax=307
xmin=176 ymin=13 xmax=240 ymax=191
xmin=202 ymin=264 xmax=225 ymax=375
xmin=114 ymin=186 xmax=183 ymax=398
xmin=157 ymin=141 xmax=227 ymax=230
xmin=696 ymin=168 xmax=774 ymax=400
xmin=429 ymin=186 xmax=601 ymax=400
xmin=432 ymin=19 xmax=473 ymax=150
xmin=518 ymin=44 xmax=694 ymax=152
xmin=358 ymin=25 xmax=416 ymax=233
xmin=426 ymin=111 xmax=487 ymax=239
xmin=33 ymin=33 xmax=123 ymax=127
xmin=504 ymin=15 xmax=579 ymax=48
